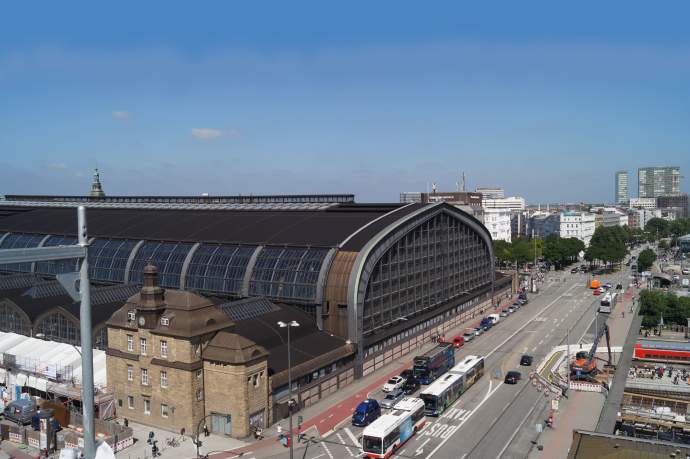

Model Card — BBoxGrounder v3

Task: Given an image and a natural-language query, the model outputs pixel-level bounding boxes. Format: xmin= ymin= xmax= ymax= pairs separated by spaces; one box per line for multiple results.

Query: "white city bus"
xmin=420 ymin=355 xmax=485 ymax=416
xmin=599 ymin=292 xmax=617 ymax=313
xmin=361 ymin=397 xmax=426 ymax=458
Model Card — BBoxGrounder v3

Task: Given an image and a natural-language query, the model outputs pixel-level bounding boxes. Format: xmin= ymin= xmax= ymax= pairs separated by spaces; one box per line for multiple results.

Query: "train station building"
xmin=0 ymin=194 xmax=510 ymax=437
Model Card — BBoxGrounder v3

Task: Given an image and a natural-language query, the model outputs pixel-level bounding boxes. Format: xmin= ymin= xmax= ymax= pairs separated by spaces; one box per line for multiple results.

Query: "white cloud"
xmin=45 ymin=162 xmax=67 ymax=170
xmin=191 ymin=128 xmax=224 ymax=140
xmin=112 ymin=110 xmax=130 ymax=120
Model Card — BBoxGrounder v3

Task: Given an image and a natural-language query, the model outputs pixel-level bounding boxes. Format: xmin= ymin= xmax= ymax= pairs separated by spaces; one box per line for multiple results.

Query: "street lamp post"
xmin=278 ymin=320 xmax=300 ymax=459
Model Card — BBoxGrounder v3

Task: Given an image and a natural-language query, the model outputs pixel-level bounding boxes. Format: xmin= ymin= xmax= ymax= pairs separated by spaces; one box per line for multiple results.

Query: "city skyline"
xmin=1 ymin=1 xmax=690 ymax=203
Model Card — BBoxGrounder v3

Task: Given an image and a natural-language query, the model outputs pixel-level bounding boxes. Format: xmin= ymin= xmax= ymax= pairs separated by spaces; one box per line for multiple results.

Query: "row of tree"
xmin=493 ymin=238 xmax=542 ymax=267
xmin=639 ymin=289 xmax=690 ymax=328
xmin=636 ymin=248 xmax=657 ymax=273
xmin=644 ymin=217 xmax=690 ymax=240
xmin=584 ymin=225 xmax=628 ymax=268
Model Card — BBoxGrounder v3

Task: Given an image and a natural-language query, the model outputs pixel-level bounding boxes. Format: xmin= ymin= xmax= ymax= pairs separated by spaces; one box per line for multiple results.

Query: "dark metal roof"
xmin=0 ymin=203 xmax=421 ymax=250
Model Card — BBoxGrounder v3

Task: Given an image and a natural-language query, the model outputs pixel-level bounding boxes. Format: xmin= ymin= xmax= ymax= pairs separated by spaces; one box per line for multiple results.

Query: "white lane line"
xmin=486 ymin=283 xmax=579 ymax=359
xmin=336 ymin=432 xmax=354 ymax=456
xmin=496 ymin=396 xmax=542 ymax=458
xmin=425 ymin=380 xmax=502 ymax=458
xmin=344 ymin=427 xmax=361 ymax=448
xmin=322 ymin=441 xmax=335 ymax=459
xmin=311 ymin=454 xmax=326 ymax=459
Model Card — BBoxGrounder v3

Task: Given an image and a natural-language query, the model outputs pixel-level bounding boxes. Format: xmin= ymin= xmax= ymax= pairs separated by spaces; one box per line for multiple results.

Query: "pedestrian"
xmin=203 ymin=424 xmax=209 ymax=437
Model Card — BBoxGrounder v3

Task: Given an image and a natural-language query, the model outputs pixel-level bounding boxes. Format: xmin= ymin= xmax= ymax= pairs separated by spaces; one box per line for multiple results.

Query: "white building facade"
xmin=482 ymin=196 xmax=526 ymax=211
xmin=601 ymin=209 xmax=629 ymax=228
xmin=482 ymin=208 xmax=512 ymax=242
xmin=629 ymin=197 xmax=657 ymax=210
xmin=559 ymin=212 xmax=596 ymax=246
xmin=475 ymin=187 xmax=505 ymax=199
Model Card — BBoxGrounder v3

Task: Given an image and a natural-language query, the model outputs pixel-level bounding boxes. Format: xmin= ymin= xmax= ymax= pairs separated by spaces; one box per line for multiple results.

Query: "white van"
xmin=488 ymin=313 xmax=500 ymax=324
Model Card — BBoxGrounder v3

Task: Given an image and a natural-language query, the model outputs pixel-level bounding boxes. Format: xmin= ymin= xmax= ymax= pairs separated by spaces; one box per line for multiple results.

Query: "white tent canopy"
xmin=0 ymin=331 xmax=106 ymax=392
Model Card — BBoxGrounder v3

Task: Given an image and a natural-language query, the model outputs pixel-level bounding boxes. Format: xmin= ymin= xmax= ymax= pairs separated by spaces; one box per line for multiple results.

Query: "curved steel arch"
xmin=0 ymin=298 xmax=33 ymax=334
xmin=33 ymin=306 xmax=82 ymax=344
xmin=346 ymin=202 xmax=495 ymax=344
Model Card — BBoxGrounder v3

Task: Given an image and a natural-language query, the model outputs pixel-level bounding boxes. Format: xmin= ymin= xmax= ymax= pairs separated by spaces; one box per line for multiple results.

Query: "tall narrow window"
xmin=141 ymin=368 xmax=149 ymax=386
xmin=160 ymin=340 xmax=168 ymax=358
xmin=160 ymin=371 xmax=168 ymax=388
xmin=127 ymin=365 xmax=133 ymax=381
xmin=127 ymin=335 xmax=133 ymax=352
xmin=140 ymin=337 xmax=147 ymax=355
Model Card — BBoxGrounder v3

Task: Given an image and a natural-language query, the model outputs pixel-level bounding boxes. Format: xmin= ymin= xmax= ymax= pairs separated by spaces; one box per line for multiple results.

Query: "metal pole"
xmin=288 ymin=325 xmax=294 ymax=459
xmin=78 ymin=206 xmax=95 ymax=459
xmin=566 ymin=328 xmax=570 ymax=387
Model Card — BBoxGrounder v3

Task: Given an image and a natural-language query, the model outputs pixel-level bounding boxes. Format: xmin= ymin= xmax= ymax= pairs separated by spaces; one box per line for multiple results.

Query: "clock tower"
xmin=136 ymin=263 xmax=166 ymax=329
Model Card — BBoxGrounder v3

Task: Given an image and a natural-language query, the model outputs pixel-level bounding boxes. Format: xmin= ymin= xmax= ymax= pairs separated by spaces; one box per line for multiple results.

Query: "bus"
xmin=361 ymin=397 xmax=426 ymax=459
xmin=599 ymin=292 xmax=617 ymax=313
xmin=420 ymin=355 xmax=485 ymax=416
xmin=413 ymin=342 xmax=455 ymax=385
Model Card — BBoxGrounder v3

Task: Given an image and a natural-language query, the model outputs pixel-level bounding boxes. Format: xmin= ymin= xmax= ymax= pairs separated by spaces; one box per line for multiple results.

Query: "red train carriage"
xmin=634 ymin=340 xmax=690 ymax=364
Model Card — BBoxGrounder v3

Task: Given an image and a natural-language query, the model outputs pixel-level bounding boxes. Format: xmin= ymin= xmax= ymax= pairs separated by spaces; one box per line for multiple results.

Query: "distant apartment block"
xmin=475 ymin=187 xmax=505 ymax=199
xmin=481 ymin=196 xmax=526 ymax=211
xmin=629 ymin=197 xmax=657 ymax=210
xmin=482 ymin=208 xmax=512 ymax=242
xmin=615 ymin=170 xmax=629 ymax=205
xmin=657 ymin=193 xmax=689 ymax=219
xmin=638 ymin=166 xmax=680 ymax=198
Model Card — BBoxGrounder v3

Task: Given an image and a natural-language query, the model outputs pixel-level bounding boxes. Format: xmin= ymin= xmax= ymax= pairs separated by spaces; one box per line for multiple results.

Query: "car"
xmin=604 ymin=283 xmax=612 ymax=290
xmin=504 ymin=371 xmax=522 ymax=384
xmin=380 ymin=388 xmax=404 ymax=409
xmin=517 ymin=298 xmax=528 ymax=305
xmin=507 ymin=306 xmax=516 ymax=313
xmin=570 ymin=268 xmax=579 ymax=274
xmin=520 ymin=355 xmax=534 ymax=366
xmin=473 ymin=327 xmax=484 ymax=336
xmin=480 ymin=317 xmax=493 ymax=330
xmin=452 ymin=336 xmax=464 ymax=349
xmin=673 ymin=274 xmax=680 ymax=281
xmin=399 ymin=369 xmax=414 ymax=381
xmin=683 ymin=269 xmax=690 ymax=275
xmin=382 ymin=376 xmax=405 ymax=393
xmin=462 ymin=330 xmax=475 ymax=342
xmin=593 ymin=289 xmax=601 ymax=296
xmin=352 ymin=399 xmax=381 ymax=426
xmin=500 ymin=310 xmax=509 ymax=317
xmin=3 ymin=399 xmax=37 ymax=425
xmin=616 ymin=283 xmax=623 ymax=290
xmin=402 ymin=377 xmax=420 ymax=395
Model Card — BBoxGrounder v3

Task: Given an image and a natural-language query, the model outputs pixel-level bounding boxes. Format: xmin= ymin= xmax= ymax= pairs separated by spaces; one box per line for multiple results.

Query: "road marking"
xmin=486 ymin=283 xmax=579 ymax=359
xmin=311 ymin=454 xmax=325 ymax=459
xmin=336 ymin=432 xmax=354 ymax=456
xmin=496 ymin=395 xmax=542 ymax=458
xmin=321 ymin=440 xmax=335 ymax=459
xmin=344 ymin=427 xmax=361 ymax=448
xmin=416 ymin=438 xmax=431 ymax=456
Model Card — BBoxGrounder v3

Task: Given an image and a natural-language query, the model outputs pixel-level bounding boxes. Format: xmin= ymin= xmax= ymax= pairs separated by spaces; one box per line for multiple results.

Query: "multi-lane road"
xmin=270 ymin=263 xmax=635 ymax=459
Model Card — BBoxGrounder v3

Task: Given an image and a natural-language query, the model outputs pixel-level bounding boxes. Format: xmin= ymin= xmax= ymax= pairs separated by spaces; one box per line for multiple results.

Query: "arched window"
xmin=0 ymin=301 xmax=30 ymax=335
xmin=35 ymin=310 xmax=80 ymax=346
xmin=361 ymin=212 xmax=491 ymax=335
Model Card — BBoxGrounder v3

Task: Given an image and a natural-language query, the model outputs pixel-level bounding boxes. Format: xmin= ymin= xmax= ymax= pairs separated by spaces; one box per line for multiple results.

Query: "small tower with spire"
xmin=90 ymin=168 xmax=105 ymax=197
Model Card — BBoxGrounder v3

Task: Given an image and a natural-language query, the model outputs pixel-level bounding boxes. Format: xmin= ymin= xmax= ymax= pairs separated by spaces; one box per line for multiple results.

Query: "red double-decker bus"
xmin=634 ymin=340 xmax=690 ymax=363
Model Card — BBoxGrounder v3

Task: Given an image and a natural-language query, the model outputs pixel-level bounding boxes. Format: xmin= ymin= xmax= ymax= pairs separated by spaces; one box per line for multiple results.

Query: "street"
xmin=261 ymin=263 xmax=636 ymax=459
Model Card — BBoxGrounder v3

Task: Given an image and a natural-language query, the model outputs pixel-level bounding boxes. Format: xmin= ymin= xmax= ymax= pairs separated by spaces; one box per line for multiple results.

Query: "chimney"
xmin=139 ymin=264 xmax=166 ymax=309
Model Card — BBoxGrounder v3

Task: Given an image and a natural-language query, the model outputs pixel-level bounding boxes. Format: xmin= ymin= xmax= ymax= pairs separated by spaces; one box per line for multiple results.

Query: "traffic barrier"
xmin=569 ymin=381 xmax=603 ymax=392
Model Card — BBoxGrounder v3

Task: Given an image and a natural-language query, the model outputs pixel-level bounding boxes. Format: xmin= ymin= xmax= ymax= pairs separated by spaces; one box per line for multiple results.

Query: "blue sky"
xmin=1 ymin=1 xmax=690 ymax=203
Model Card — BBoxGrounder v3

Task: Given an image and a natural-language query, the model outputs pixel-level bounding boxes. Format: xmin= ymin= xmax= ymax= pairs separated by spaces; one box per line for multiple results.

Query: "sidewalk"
xmin=0 ymin=441 xmax=40 ymax=459
xmin=528 ymin=285 xmax=638 ymax=458
xmin=215 ymin=292 xmax=522 ymax=458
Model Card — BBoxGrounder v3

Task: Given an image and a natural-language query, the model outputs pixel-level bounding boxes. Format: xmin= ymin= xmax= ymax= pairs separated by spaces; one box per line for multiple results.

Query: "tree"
xmin=586 ymin=226 xmax=627 ymax=268
xmin=658 ymin=239 xmax=669 ymax=250
xmin=493 ymin=240 xmax=513 ymax=266
xmin=645 ymin=218 xmax=670 ymax=239
xmin=637 ymin=248 xmax=657 ymax=272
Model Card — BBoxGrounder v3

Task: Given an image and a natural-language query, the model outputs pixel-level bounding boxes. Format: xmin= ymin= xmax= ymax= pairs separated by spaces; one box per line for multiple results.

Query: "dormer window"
xmin=160 ymin=317 xmax=169 ymax=326
xmin=127 ymin=310 xmax=136 ymax=322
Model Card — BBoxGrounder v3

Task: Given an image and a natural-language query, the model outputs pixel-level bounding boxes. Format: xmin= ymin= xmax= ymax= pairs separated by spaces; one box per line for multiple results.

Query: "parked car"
xmin=504 ymin=371 xmax=522 ymax=384
xmin=462 ymin=330 xmax=475 ymax=342
xmin=352 ymin=399 xmax=381 ymax=426
xmin=507 ymin=306 xmax=516 ymax=314
xmin=402 ymin=377 xmax=420 ymax=395
xmin=517 ymin=298 xmax=528 ymax=305
xmin=593 ymin=289 xmax=601 ymax=296
xmin=683 ymin=269 xmax=690 ymax=275
xmin=520 ymin=355 xmax=534 ymax=366
xmin=473 ymin=327 xmax=484 ymax=336
xmin=381 ymin=388 xmax=405 ymax=409
xmin=500 ymin=310 xmax=509 ymax=317
xmin=382 ymin=376 xmax=405 ymax=393
xmin=452 ymin=336 xmax=464 ymax=349
xmin=604 ymin=283 xmax=612 ymax=290
xmin=570 ymin=267 xmax=579 ymax=274
xmin=3 ymin=399 xmax=37 ymax=425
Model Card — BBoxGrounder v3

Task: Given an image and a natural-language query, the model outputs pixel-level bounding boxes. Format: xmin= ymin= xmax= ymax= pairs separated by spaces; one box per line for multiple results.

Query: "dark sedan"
xmin=505 ymin=371 xmax=522 ymax=384
xmin=520 ymin=355 xmax=533 ymax=366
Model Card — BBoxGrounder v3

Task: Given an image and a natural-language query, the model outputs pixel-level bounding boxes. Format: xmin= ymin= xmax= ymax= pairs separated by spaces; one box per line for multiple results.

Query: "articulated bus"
xmin=599 ymin=292 xmax=617 ymax=313
xmin=413 ymin=342 xmax=455 ymax=385
xmin=361 ymin=397 xmax=426 ymax=459
xmin=420 ymin=355 xmax=485 ymax=416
